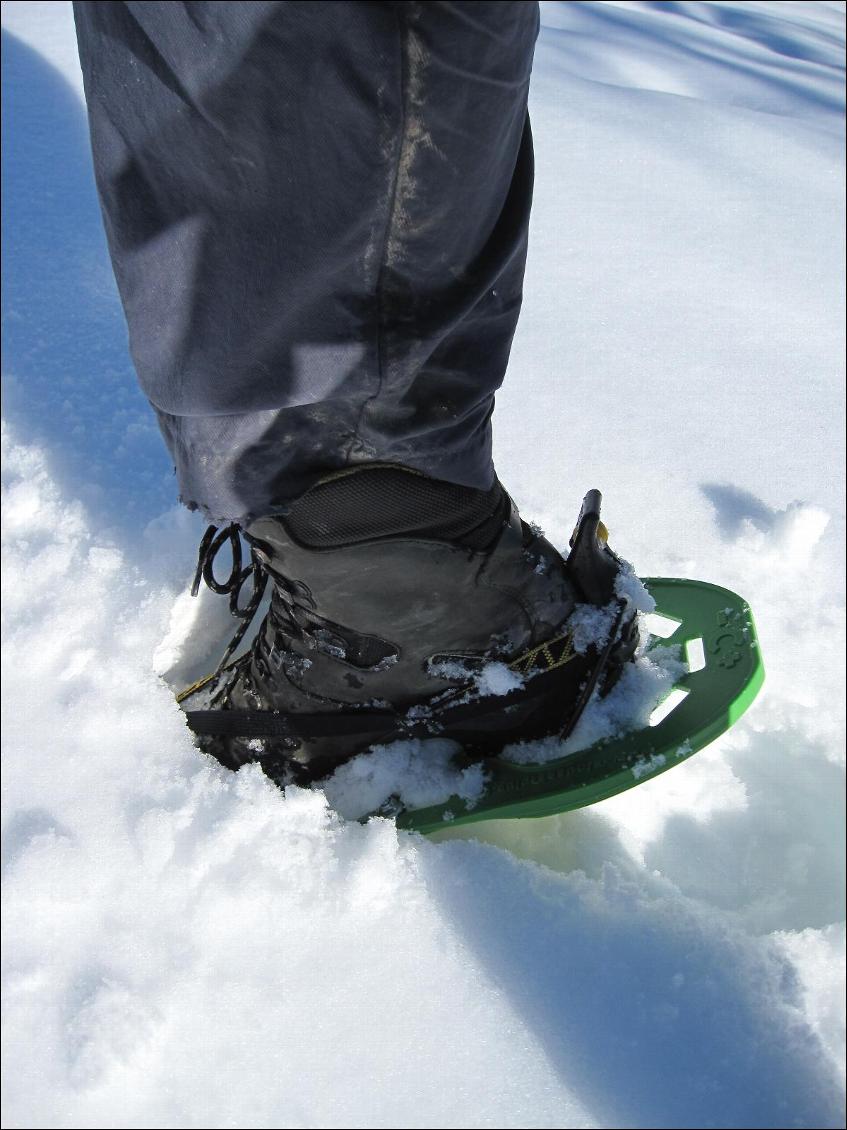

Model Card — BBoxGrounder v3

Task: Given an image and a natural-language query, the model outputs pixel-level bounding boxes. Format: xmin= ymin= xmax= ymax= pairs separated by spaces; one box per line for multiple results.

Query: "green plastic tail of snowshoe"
xmin=395 ymin=578 xmax=764 ymax=835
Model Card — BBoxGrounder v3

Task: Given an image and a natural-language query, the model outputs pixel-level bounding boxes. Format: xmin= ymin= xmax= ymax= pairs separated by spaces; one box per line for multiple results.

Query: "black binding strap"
xmin=184 ymin=617 xmax=626 ymax=747
xmin=185 ymin=707 xmax=400 ymax=741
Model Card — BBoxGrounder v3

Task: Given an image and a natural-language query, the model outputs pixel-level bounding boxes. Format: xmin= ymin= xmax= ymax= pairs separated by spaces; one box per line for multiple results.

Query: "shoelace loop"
xmin=191 ymin=524 xmax=266 ymax=618
xmin=187 ymin=524 xmax=270 ymax=700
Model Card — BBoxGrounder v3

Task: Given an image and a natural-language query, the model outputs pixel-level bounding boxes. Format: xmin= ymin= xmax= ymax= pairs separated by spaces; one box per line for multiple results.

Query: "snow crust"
xmin=2 ymin=2 xmax=845 ymax=1127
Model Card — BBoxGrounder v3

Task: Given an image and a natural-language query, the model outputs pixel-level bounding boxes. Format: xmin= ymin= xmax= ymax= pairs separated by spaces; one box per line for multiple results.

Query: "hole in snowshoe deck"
xmin=649 ymin=686 xmax=690 ymax=727
xmin=643 ymin=611 xmax=683 ymax=639
xmin=685 ymin=636 xmax=706 ymax=673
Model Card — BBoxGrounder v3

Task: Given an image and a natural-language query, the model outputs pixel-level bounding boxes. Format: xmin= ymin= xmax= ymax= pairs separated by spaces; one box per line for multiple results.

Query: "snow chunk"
xmin=427 ymin=657 xmax=525 ymax=697
xmin=616 ymin=566 xmax=656 ymax=614
xmin=321 ymin=740 xmax=487 ymax=822
xmin=427 ymin=657 xmax=471 ymax=681
xmin=475 ymin=661 xmax=524 ymax=697
xmin=567 ymin=601 xmax=619 ymax=653
xmin=631 ymin=753 xmax=667 ymax=780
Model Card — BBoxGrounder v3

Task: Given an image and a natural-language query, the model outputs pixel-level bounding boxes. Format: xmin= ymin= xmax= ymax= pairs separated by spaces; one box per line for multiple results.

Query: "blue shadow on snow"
xmin=1 ymin=30 xmax=175 ymax=533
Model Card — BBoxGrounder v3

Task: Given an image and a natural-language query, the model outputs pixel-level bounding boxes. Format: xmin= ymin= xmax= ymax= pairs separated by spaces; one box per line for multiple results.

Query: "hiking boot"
xmin=180 ymin=465 xmax=639 ymax=782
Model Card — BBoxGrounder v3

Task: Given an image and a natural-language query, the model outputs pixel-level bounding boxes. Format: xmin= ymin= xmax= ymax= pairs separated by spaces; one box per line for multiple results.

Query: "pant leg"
xmin=73 ymin=1 xmax=539 ymax=524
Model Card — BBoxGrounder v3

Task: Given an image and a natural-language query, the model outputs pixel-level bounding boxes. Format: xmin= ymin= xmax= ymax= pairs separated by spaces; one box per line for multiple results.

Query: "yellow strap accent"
xmin=510 ymin=631 xmax=576 ymax=676
xmin=569 ymin=519 xmax=609 ymax=547
xmin=175 ymin=672 xmax=218 ymax=704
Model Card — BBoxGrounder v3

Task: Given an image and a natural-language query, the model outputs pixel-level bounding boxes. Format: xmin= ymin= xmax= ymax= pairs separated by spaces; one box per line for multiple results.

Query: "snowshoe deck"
xmin=394 ymin=578 xmax=764 ymax=834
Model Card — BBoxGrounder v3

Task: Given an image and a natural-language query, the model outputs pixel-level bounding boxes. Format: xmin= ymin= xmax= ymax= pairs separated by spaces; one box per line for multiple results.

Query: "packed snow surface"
xmin=2 ymin=2 xmax=845 ymax=1128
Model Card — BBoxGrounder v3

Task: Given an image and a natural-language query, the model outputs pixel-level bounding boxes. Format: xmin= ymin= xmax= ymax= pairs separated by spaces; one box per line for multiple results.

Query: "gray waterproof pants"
xmin=73 ymin=1 xmax=539 ymax=523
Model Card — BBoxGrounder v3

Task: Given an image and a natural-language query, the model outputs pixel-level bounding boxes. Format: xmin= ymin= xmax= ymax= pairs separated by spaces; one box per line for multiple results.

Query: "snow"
xmin=426 ymin=656 xmax=527 ymax=696
xmin=322 ymin=740 xmax=487 ymax=822
xmin=565 ymin=601 xmax=621 ymax=652
xmin=614 ymin=566 xmax=656 ymax=614
xmin=472 ymin=661 xmax=526 ymax=697
xmin=2 ymin=1 xmax=845 ymax=1128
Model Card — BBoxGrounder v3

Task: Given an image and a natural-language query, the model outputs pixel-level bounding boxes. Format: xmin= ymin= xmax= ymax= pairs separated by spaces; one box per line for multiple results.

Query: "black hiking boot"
xmin=179 ymin=466 xmax=639 ymax=783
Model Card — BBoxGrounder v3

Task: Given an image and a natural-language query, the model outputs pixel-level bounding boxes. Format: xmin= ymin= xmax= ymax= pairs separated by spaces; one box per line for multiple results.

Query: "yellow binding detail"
xmin=509 ymin=631 xmax=576 ymax=676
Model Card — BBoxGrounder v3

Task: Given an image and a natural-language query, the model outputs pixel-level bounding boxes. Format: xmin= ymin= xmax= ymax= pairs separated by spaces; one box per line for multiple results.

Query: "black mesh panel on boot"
xmin=282 ymin=466 xmax=508 ymax=551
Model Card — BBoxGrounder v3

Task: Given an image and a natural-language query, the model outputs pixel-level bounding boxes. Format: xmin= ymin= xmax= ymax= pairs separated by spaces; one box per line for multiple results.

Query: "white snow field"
xmin=2 ymin=0 xmax=845 ymax=1127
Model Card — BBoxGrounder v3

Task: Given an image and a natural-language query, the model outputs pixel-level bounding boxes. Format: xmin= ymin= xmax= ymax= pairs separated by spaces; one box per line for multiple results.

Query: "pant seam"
xmin=348 ymin=1 xmax=408 ymax=465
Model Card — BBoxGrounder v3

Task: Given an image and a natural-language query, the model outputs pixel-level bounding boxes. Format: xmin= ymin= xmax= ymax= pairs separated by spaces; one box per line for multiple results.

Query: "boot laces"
xmin=187 ymin=524 xmax=336 ymax=704
xmin=188 ymin=524 xmax=269 ymax=702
